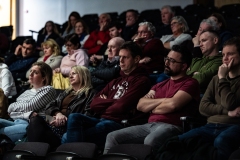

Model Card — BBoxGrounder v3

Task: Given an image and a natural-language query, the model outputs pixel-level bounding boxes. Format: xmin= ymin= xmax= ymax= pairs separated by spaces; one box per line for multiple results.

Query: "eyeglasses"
xmin=170 ymin=21 xmax=178 ymax=26
xmin=164 ymin=57 xmax=183 ymax=64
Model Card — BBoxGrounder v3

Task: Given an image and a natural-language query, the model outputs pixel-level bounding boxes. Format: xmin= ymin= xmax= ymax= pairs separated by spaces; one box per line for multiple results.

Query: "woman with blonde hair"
xmin=27 ymin=65 xmax=96 ymax=150
xmin=26 ymin=39 xmax=63 ymax=78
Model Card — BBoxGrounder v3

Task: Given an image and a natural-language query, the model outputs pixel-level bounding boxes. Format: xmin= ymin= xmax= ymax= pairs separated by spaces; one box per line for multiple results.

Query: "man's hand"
xmin=99 ymin=21 xmax=108 ymax=31
xmin=218 ymin=59 xmax=233 ymax=79
xmin=139 ymin=57 xmax=151 ymax=64
xmin=97 ymin=40 xmax=104 ymax=45
xmin=100 ymin=94 xmax=107 ymax=99
xmin=192 ymin=35 xmax=200 ymax=47
xmin=228 ymin=106 xmax=240 ymax=117
xmin=144 ymin=90 xmax=155 ymax=99
xmin=14 ymin=45 xmax=22 ymax=56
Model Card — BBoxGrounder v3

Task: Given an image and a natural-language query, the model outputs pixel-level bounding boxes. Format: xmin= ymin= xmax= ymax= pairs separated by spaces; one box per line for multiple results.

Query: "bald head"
xmin=107 ymin=37 xmax=125 ymax=60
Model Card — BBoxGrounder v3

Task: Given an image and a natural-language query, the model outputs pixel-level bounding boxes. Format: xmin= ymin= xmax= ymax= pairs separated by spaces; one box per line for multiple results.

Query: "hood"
xmin=0 ymin=63 xmax=8 ymax=70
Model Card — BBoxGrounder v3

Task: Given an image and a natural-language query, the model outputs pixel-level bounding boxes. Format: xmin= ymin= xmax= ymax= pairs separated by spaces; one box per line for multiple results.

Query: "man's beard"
xmin=164 ymin=66 xmax=179 ymax=76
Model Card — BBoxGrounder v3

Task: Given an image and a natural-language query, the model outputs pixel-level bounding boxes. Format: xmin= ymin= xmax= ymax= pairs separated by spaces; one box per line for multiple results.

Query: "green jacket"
xmin=187 ymin=54 xmax=222 ymax=93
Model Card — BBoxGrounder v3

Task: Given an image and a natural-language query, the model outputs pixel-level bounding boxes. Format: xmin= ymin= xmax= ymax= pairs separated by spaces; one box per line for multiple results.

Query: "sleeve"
xmin=48 ymin=56 xmax=63 ymax=70
xmin=5 ymin=53 xmax=18 ymax=66
xmin=81 ymin=35 xmax=90 ymax=47
xmin=75 ymin=50 xmax=89 ymax=67
xmin=170 ymin=34 xmax=192 ymax=49
xmin=90 ymin=77 xmax=151 ymax=114
xmin=1 ymin=69 xmax=15 ymax=97
xmin=8 ymin=86 xmax=56 ymax=120
xmin=142 ymin=39 xmax=165 ymax=57
xmin=45 ymin=91 xmax=66 ymax=116
xmin=60 ymin=56 xmax=71 ymax=76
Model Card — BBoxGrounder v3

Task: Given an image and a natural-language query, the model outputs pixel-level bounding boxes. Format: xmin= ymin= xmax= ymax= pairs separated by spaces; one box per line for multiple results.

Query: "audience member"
xmin=0 ymin=58 xmax=17 ymax=97
xmin=176 ymin=37 xmax=240 ymax=160
xmin=5 ymin=38 xmax=38 ymax=82
xmin=62 ymin=11 xmax=81 ymax=38
xmin=36 ymin=21 xmax=62 ymax=52
xmin=26 ymin=39 xmax=63 ymax=78
xmin=0 ymin=62 xmax=55 ymax=142
xmin=121 ymin=9 xmax=139 ymax=41
xmin=104 ymin=45 xmax=200 ymax=153
xmin=83 ymin=13 xmax=111 ymax=55
xmin=53 ymin=33 xmax=89 ymax=89
xmin=27 ymin=66 xmax=96 ymax=150
xmin=91 ymin=37 xmax=125 ymax=91
xmin=155 ymin=5 xmax=174 ymax=38
xmin=187 ymin=30 xmax=222 ymax=94
xmin=160 ymin=16 xmax=191 ymax=50
xmin=62 ymin=41 xmax=151 ymax=147
xmin=133 ymin=21 xmax=166 ymax=73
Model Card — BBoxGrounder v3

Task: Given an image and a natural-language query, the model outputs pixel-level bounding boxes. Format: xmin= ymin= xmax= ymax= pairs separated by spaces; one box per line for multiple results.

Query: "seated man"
xmin=5 ymin=38 xmax=38 ymax=82
xmin=187 ymin=30 xmax=222 ymax=94
xmin=133 ymin=21 xmax=166 ymax=74
xmin=62 ymin=41 xmax=151 ymax=147
xmin=177 ymin=37 xmax=240 ymax=160
xmin=91 ymin=37 xmax=125 ymax=91
xmin=104 ymin=45 xmax=200 ymax=153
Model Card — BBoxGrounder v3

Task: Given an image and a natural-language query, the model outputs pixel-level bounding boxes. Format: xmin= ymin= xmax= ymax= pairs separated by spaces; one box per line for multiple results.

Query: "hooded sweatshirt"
xmin=90 ymin=66 xmax=151 ymax=123
xmin=0 ymin=63 xmax=17 ymax=97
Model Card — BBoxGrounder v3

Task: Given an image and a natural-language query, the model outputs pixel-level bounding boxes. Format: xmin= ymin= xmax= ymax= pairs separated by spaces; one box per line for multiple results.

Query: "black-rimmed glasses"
xmin=164 ymin=57 xmax=184 ymax=64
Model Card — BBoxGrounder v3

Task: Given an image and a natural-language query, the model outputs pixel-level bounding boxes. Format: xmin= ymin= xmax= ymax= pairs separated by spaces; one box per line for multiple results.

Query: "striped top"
xmin=8 ymin=85 xmax=56 ymax=120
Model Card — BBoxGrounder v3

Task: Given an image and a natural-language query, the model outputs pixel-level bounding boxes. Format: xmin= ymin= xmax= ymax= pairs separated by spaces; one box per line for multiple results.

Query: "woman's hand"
xmin=54 ymin=68 xmax=61 ymax=73
xmin=50 ymin=112 xmax=67 ymax=127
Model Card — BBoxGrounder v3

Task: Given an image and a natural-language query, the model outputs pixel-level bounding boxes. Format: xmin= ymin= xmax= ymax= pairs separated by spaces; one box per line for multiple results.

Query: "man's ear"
xmin=213 ymin=37 xmax=219 ymax=45
xmin=119 ymin=28 xmax=122 ymax=33
xmin=134 ymin=55 xmax=141 ymax=63
xmin=182 ymin=63 xmax=188 ymax=71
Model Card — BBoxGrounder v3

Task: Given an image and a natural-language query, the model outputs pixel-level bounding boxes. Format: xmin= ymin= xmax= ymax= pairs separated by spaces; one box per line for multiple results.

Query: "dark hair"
xmin=108 ymin=21 xmax=123 ymax=30
xmin=23 ymin=38 xmax=36 ymax=50
xmin=126 ymin=9 xmax=139 ymax=18
xmin=31 ymin=62 xmax=53 ymax=86
xmin=42 ymin=21 xmax=59 ymax=35
xmin=120 ymin=41 xmax=142 ymax=58
xmin=64 ymin=33 xmax=81 ymax=48
xmin=223 ymin=37 xmax=240 ymax=55
xmin=210 ymin=13 xmax=227 ymax=30
xmin=200 ymin=30 xmax=220 ymax=48
xmin=66 ymin=11 xmax=81 ymax=34
xmin=172 ymin=45 xmax=192 ymax=68
xmin=74 ymin=19 xmax=89 ymax=34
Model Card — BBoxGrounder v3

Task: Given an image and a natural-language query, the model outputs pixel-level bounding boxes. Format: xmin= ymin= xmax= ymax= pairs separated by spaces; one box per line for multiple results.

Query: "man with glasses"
xmin=104 ymin=45 xmax=200 ymax=153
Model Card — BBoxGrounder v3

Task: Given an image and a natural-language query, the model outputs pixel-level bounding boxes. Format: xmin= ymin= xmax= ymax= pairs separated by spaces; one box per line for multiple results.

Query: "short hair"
xmin=210 ymin=13 xmax=227 ymax=30
xmin=171 ymin=16 xmax=189 ymax=32
xmin=111 ymin=37 xmax=125 ymax=48
xmin=138 ymin=21 xmax=156 ymax=35
xmin=120 ymin=41 xmax=142 ymax=58
xmin=126 ymin=9 xmax=139 ymax=18
xmin=31 ymin=62 xmax=53 ymax=86
xmin=74 ymin=19 xmax=89 ymax=34
xmin=23 ymin=38 xmax=36 ymax=50
xmin=200 ymin=30 xmax=220 ymax=47
xmin=108 ymin=21 xmax=123 ymax=30
xmin=66 ymin=65 xmax=92 ymax=95
xmin=64 ymin=33 xmax=80 ymax=48
xmin=161 ymin=5 xmax=175 ymax=16
xmin=100 ymin=13 xmax=112 ymax=22
xmin=200 ymin=18 xmax=219 ymax=31
xmin=41 ymin=39 xmax=61 ymax=56
xmin=172 ymin=45 xmax=192 ymax=68
xmin=223 ymin=37 xmax=240 ymax=55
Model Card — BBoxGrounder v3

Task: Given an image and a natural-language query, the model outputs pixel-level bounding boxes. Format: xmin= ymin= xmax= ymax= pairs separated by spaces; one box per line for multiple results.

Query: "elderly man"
xmin=133 ymin=21 xmax=166 ymax=74
xmin=187 ymin=30 xmax=222 ymax=94
xmin=91 ymin=37 xmax=125 ymax=91
xmin=155 ymin=5 xmax=175 ymax=38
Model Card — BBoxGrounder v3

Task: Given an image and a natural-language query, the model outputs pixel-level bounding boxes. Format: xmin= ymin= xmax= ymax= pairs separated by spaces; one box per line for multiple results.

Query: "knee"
xmin=144 ymin=135 xmax=155 ymax=146
xmin=29 ymin=116 xmax=43 ymax=126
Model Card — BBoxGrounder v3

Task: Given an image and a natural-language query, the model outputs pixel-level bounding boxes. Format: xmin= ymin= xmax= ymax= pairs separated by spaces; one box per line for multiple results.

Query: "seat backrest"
xmin=98 ymin=153 xmax=138 ymax=160
xmin=13 ymin=142 xmax=50 ymax=156
xmin=56 ymin=142 xmax=98 ymax=158
xmin=3 ymin=150 xmax=35 ymax=160
xmin=108 ymin=144 xmax=152 ymax=160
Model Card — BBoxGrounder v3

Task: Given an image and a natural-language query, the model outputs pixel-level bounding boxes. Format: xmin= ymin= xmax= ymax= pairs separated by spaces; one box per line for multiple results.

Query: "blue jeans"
xmin=178 ymin=123 xmax=240 ymax=160
xmin=64 ymin=113 xmax=123 ymax=147
xmin=0 ymin=118 xmax=28 ymax=142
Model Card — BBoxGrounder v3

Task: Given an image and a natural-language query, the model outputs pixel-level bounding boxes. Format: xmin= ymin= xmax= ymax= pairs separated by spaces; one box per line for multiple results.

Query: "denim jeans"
xmin=64 ymin=113 xmax=123 ymax=147
xmin=0 ymin=118 xmax=28 ymax=142
xmin=178 ymin=123 xmax=240 ymax=160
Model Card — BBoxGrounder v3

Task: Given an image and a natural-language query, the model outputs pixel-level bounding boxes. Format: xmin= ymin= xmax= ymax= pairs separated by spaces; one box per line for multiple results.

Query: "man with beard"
xmin=104 ymin=45 xmax=200 ymax=153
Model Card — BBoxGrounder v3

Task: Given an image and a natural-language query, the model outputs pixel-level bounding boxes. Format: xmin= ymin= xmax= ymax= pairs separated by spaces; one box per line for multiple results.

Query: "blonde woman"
xmin=26 ymin=39 xmax=63 ymax=78
xmin=27 ymin=66 xmax=96 ymax=150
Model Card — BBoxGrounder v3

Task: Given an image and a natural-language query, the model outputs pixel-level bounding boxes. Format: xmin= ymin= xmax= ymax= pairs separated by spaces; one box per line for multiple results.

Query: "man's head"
xmin=222 ymin=37 xmax=240 ymax=70
xmin=199 ymin=30 xmax=219 ymax=57
xmin=196 ymin=19 xmax=219 ymax=36
xmin=125 ymin=9 xmax=139 ymax=26
xmin=98 ymin=13 xmax=111 ymax=26
xmin=119 ymin=41 xmax=142 ymax=75
xmin=107 ymin=37 xmax=125 ymax=61
xmin=21 ymin=39 xmax=36 ymax=57
xmin=161 ymin=5 xmax=175 ymax=25
xmin=137 ymin=22 xmax=156 ymax=41
xmin=108 ymin=21 xmax=123 ymax=38
xmin=164 ymin=45 xmax=192 ymax=77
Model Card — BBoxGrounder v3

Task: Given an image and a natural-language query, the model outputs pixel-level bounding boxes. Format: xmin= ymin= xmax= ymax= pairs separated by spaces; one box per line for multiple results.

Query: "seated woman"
xmin=62 ymin=19 xmax=90 ymax=54
xmin=36 ymin=21 xmax=62 ymax=53
xmin=26 ymin=39 xmax=63 ymax=78
xmin=62 ymin=11 xmax=81 ymax=38
xmin=0 ymin=62 xmax=55 ymax=142
xmin=52 ymin=33 xmax=89 ymax=89
xmin=160 ymin=16 xmax=191 ymax=50
xmin=27 ymin=66 xmax=96 ymax=150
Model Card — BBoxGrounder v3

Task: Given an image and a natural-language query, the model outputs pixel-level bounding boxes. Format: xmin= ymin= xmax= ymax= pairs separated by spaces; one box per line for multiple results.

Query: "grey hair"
xmin=139 ymin=21 xmax=156 ymax=35
xmin=161 ymin=5 xmax=175 ymax=16
xmin=171 ymin=16 xmax=189 ymax=32
xmin=200 ymin=19 xmax=219 ymax=31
